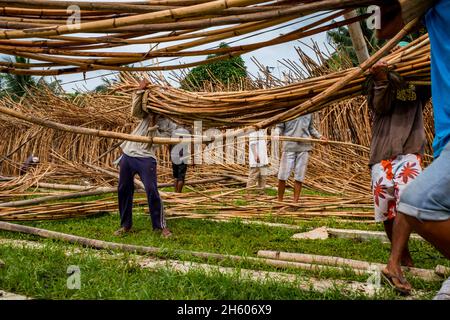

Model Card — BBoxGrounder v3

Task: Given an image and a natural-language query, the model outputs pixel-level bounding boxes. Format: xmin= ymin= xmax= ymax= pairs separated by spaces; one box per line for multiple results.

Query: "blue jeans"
xmin=398 ymin=142 xmax=450 ymax=221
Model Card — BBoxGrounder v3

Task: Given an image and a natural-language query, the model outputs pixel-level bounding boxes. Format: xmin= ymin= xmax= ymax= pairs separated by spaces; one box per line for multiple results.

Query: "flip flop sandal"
xmin=381 ymin=270 xmax=412 ymax=295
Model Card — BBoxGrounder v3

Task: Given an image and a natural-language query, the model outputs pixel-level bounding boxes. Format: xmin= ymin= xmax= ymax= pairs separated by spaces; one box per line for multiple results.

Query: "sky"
xmin=1 ymin=1 xmax=340 ymax=92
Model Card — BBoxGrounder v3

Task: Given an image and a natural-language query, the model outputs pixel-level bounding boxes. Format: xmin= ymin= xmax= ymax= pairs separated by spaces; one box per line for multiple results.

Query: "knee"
xmin=118 ymin=179 xmax=133 ymax=194
xmin=399 ymin=184 xmax=418 ymax=208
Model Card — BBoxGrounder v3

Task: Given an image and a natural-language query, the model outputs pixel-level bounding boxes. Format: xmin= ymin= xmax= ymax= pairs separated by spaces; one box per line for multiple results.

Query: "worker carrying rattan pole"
xmin=113 ymin=78 xmax=181 ymax=238
xmin=275 ymin=113 xmax=328 ymax=204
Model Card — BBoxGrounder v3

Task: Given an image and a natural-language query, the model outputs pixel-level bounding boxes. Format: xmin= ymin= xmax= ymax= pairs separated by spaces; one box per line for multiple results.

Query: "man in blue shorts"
xmin=379 ymin=0 xmax=450 ymax=297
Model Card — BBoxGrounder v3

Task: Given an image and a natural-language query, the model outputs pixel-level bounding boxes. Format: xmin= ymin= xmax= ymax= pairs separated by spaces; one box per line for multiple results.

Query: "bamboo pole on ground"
xmin=0 ymin=177 xmax=230 ymax=208
xmin=257 ymin=250 xmax=442 ymax=281
xmin=0 ymin=189 xmax=117 ymax=208
xmin=435 ymin=265 xmax=450 ymax=277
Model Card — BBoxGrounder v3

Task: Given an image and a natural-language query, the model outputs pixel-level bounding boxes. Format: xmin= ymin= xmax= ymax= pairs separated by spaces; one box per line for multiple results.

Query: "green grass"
xmin=1 ymin=214 xmax=448 ymax=285
xmin=301 ymin=188 xmax=337 ymax=197
xmin=0 ymin=245 xmax=386 ymax=300
xmin=2 ymin=214 xmax=449 ymax=270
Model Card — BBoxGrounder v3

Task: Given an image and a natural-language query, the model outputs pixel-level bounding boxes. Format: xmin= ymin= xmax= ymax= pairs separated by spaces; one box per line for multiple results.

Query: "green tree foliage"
xmin=0 ymin=56 xmax=37 ymax=99
xmin=327 ymin=8 xmax=427 ymax=67
xmin=94 ymin=78 xmax=117 ymax=93
xmin=0 ymin=56 xmax=64 ymax=99
xmin=180 ymin=43 xmax=247 ymax=91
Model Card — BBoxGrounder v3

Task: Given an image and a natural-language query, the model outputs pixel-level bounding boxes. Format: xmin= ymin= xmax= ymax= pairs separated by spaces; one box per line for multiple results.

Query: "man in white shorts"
xmin=276 ymin=113 xmax=326 ymax=203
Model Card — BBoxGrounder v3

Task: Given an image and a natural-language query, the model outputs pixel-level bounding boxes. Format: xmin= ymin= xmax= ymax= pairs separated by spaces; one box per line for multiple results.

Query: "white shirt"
xmin=248 ymin=129 xmax=269 ymax=168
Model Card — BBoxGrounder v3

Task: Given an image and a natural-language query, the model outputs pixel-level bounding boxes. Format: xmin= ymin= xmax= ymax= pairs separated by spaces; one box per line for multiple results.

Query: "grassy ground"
xmin=0 ymin=215 xmax=447 ymax=299
xmin=0 ymin=245 xmax=382 ymax=300
xmin=0 ymin=189 xmax=448 ymax=300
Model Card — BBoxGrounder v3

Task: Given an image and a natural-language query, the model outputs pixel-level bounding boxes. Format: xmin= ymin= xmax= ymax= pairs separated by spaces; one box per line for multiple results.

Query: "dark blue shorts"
xmin=172 ymin=162 xmax=187 ymax=181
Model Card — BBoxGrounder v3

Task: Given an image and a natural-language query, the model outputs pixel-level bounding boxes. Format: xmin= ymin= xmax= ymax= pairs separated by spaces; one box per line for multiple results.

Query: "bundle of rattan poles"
xmin=113 ymin=34 xmax=430 ymax=127
xmin=0 ymin=0 xmax=399 ymax=76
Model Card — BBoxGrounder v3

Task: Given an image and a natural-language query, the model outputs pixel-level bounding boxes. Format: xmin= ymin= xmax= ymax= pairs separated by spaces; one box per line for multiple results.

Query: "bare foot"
xmin=382 ymin=264 xmax=412 ymax=295
xmin=161 ymin=228 xmax=172 ymax=238
xmin=153 ymin=228 xmax=172 ymax=238
xmin=114 ymin=227 xmax=132 ymax=236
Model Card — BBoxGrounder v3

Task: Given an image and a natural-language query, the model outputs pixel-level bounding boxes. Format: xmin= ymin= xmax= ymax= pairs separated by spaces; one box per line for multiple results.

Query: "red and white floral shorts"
xmin=371 ymin=154 xmax=422 ymax=222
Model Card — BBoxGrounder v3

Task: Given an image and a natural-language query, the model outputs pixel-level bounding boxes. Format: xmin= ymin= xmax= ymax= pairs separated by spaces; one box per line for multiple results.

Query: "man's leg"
xmin=176 ymin=163 xmax=187 ymax=193
xmin=371 ymin=158 xmax=414 ymax=266
xmin=391 ymin=154 xmax=423 ymax=267
xmin=172 ymin=162 xmax=179 ymax=192
xmin=398 ymin=145 xmax=450 ymax=298
xmin=117 ymin=155 xmax=135 ymax=230
xmin=383 ymin=219 xmax=414 ymax=267
xmin=259 ymin=166 xmax=268 ymax=190
xmin=386 ymin=213 xmax=450 ymax=294
xmin=247 ymin=167 xmax=258 ymax=188
xmin=370 ymin=159 xmax=411 ymax=291
xmin=277 ymin=152 xmax=294 ymax=202
xmin=293 ymin=181 xmax=303 ymax=203
xmin=137 ymin=157 xmax=167 ymax=231
xmin=293 ymin=151 xmax=309 ymax=203
xmin=384 ymin=212 xmax=414 ymax=292
xmin=277 ymin=180 xmax=286 ymax=201
xmin=391 ymin=144 xmax=450 ymax=293
xmin=176 ymin=180 xmax=185 ymax=193
xmin=403 ymin=215 xmax=450 ymax=259
xmin=383 ymin=219 xmax=393 ymax=241
xmin=380 ymin=155 xmax=422 ymax=269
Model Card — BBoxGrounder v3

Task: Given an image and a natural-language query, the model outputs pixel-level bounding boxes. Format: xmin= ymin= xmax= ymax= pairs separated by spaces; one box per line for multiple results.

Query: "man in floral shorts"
xmin=367 ymin=57 xmax=431 ymax=272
